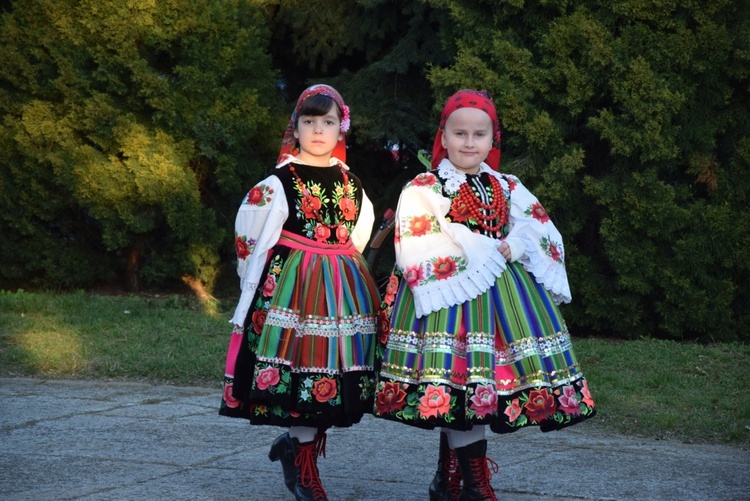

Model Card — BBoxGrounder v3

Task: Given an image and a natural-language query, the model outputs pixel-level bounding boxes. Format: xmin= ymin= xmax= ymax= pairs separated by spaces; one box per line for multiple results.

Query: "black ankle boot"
xmin=269 ymin=432 xmax=296 ymax=493
xmin=429 ymin=432 xmax=462 ymax=500
xmin=291 ymin=433 xmax=328 ymax=501
xmin=454 ymin=439 xmax=498 ymax=501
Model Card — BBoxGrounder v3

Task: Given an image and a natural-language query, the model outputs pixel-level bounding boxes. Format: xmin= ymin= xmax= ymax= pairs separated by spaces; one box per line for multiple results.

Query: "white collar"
xmin=276 ymin=154 xmax=349 ymax=170
xmin=436 ymin=158 xmax=499 ymax=194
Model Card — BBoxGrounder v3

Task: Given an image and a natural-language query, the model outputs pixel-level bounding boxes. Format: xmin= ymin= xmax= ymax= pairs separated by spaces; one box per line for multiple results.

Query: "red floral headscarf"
xmin=278 ymin=84 xmax=350 ymax=164
xmin=431 ymin=89 xmax=501 ymax=170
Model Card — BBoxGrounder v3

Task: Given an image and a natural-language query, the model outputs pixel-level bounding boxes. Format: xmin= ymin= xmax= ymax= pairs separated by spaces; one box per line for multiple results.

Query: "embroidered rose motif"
xmin=449 ymin=197 xmax=471 ymax=223
xmin=408 ymin=215 xmax=432 ymax=237
xmin=548 ymin=242 xmax=561 ymax=262
xmin=432 ymin=256 xmax=458 ymax=280
xmin=223 ymin=383 xmax=240 ymax=408
xmin=503 ymin=398 xmax=522 ymax=422
xmin=251 ymin=309 xmax=267 ymax=334
xmin=262 ymin=274 xmax=276 ymax=297
xmin=235 ymin=236 xmax=250 ymax=260
xmin=301 ymin=196 xmax=322 ymax=219
xmin=417 ymin=384 xmax=451 ymax=419
xmin=412 ymin=173 xmax=436 ymax=187
xmin=313 ymin=223 xmax=331 ymax=243
xmin=524 ymin=388 xmax=557 ymax=423
xmin=377 ymin=310 xmax=390 ymax=345
xmin=403 ymin=265 xmax=424 ymax=288
xmin=469 ymin=384 xmax=498 ymax=418
xmin=256 ymin=367 xmax=281 ymax=390
xmin=375 ymin=382 xmax=407 ymax=414
xmin=247 ymin=186 xmax=265 ymax=205
xmin=335 ymin=224 xmax=349 ymax=243
xmin=581 ymin=380 xmax=595 ymax=407
xmin=540 ymin=236 xmax=564 ymax=264
xmin=313 ymin=377 xmax=338 ymax=402
xmin=338 ymin=197 xmax=357 ymax=221
xmin=384 ymin=274 xmax=399 ymax=305
xmin=528 ymin=202 xmax=550 ymax=223
xmin=558 ymin=385 xmax=581 ymax=416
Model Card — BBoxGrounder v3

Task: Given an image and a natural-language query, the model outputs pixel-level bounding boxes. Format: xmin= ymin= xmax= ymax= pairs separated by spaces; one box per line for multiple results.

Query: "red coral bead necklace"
xmin=457 ymin=174 xmax=508 ymax=232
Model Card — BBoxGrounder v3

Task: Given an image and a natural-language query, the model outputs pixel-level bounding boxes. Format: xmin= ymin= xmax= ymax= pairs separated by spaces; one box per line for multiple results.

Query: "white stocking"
xmin=441 ymin=425 xmax=486 ymax=449
xmin=288 ymin=426 xmax=317 ymax=444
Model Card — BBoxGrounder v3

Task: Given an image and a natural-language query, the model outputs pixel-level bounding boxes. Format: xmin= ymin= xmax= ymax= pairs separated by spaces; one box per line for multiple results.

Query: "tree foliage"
xmin=260 ymin=0 xmax=448 ymax=146
xmin=428 ymin=0 xmax=750 ymax=341
xmin=1 ymin=0 xmax=748 ymax=341
xmin=0 ymin=0 xmax=280 ymax=291
xmin=253 ymin=0 xmax=453 ymax=233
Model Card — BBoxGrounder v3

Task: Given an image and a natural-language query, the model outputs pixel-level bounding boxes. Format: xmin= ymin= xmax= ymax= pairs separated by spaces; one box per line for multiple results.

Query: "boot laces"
xmin=468 ymin=456 xmax=499 ymax=501
xmin=314 ymin=431 xmax=327 ymax=459
xmin=445 ymin=448 xmax=462 ymax=500
xmin=294 ymin=432 xmax=328 ymax=500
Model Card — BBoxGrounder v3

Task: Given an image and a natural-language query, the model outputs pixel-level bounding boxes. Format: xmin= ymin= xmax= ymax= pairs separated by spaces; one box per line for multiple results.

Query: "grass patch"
xmin=575 ymin=337 xmax=750 ymax=446
xmin=0 ymin=289 xmax=230 ymax=386
xmin=1 ymin=290 xmax=749 ymax=447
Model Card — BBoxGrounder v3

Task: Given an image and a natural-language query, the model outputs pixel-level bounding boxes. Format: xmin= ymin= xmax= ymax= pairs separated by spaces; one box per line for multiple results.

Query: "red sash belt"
xmin=277 ymin=230 xmax=356 ymax=256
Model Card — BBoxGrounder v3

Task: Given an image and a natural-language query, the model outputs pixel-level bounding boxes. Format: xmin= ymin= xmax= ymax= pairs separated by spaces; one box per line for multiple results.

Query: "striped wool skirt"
xmin=373 ymin=261 xmax=596 ymax=433
xmin=220 ymin=231 xmax=380 ymax=429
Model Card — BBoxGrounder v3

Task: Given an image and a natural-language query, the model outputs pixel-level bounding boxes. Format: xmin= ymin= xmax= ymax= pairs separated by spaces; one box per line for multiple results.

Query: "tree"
xmin=0 ymin=0 xmax=280 ymax=291
xmin=427 ymin=0 xmax=750 ymax=341
xmin=256 ymin=0 xmax=451 ymax=217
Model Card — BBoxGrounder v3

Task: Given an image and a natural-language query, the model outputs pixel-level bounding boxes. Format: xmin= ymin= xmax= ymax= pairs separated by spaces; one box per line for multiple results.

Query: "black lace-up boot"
xmin=429 ymin=432 xmax=462 ymax=500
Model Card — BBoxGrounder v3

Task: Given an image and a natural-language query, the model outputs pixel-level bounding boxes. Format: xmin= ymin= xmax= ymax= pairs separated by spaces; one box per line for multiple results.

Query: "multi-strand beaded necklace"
xmin=457 ymin=174 xmax=508 ymax=233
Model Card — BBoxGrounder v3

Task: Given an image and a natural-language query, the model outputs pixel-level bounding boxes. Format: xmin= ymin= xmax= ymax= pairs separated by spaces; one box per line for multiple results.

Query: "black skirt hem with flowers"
xmin=372 ymin=375 xmax=596 ymax=434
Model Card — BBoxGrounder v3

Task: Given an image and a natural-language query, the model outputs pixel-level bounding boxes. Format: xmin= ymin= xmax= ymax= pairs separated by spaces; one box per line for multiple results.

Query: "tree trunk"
xmin=125 ymin=247 xmax=141 ymax=293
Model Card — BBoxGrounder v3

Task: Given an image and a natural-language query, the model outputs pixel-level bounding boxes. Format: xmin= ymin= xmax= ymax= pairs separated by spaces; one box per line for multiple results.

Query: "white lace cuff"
xmin=517 ymin=234 xmax=571 ymax=304
xmin=411 ymin=240 xmax=507 ymax=318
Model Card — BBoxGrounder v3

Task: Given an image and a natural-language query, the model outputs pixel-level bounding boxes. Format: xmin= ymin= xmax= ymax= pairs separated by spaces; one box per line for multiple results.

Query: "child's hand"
xmin=499 ymin=241 xmax=512 ymax=262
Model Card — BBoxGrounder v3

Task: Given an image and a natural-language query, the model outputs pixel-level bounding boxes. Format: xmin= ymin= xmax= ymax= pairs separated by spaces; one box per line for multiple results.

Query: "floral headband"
xmin=278 ymin=84 xmax=349 ymax=164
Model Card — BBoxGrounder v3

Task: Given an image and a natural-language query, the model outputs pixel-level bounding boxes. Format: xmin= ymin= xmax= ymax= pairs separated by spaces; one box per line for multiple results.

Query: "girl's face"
xmin=441 ymin=107 xmax=493 ymax=174
xmin=294 ymin=103 xmax=342 ymax=167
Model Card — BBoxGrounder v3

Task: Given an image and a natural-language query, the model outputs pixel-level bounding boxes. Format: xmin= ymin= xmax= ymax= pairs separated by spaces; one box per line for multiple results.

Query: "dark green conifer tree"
xmin=428 ymin=0 xmax=750 ymax=340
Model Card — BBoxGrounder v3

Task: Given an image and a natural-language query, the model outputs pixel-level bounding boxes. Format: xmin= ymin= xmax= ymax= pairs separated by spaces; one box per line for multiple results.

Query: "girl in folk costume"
xmin=373 ymin=90 xmax=596 ymax=501
xmin=219 ymin=84 xmax=380 ymax=501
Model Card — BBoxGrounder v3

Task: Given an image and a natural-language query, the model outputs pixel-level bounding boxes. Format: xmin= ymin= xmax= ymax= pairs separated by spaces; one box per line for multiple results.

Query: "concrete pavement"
xmin=1 ymin=377 xmax=748 ymax=501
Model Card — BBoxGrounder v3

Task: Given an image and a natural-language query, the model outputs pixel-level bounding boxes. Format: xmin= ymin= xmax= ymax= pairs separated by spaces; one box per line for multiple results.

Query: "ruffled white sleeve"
xmin=395 ymin=173 xmax=507 ymax=318
xmin=229 ymin=175 xmax=288 ymax=325
xmin=504 ymin=175 xmax=572 ymax=304
xmin=350 ymin=189 xmax=375 ymax=254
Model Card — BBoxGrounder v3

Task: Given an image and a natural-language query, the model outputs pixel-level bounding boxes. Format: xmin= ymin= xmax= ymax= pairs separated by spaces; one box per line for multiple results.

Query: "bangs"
xmin=297 ymin=94 xmax=339 ymax=119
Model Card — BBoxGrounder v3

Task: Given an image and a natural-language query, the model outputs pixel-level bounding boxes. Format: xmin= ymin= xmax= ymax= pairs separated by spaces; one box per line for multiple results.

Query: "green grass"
xmin=0 ymin=289 xmax=229 ymax=386
xmin=575 ymin=337 xmax=750 ymax=446
xmin=1 ymin=290 xmax=748 ymax=447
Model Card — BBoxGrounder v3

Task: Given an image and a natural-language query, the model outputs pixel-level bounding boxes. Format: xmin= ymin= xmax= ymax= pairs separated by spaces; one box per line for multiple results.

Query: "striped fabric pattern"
xmin=258 ymin=244 xmax=379 ymax=373
xmin=376 ymin=261 xmax=595 ymax=432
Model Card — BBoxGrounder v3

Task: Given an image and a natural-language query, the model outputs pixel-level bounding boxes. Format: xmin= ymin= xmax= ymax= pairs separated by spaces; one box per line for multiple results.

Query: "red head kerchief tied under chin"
xmin=277 ymin=84 xmax=350 ymax=165
xmin=431 ymin=89 xmax=502 ymax=170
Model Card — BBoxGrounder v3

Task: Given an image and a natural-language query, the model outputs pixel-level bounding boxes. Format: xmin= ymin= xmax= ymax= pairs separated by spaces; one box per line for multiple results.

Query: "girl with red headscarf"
xmin=373 ymin=90 xmax=596 ymax=501
xmin=219 ymin=84 xmax=379 ymax=501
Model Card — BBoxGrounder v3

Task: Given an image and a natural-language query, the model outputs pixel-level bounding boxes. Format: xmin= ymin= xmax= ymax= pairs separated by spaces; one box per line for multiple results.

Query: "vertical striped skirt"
xmin=220 ymin=232 xmax=380 ymax=429
xmin=374 ymin=261 xmax=596 ymax=433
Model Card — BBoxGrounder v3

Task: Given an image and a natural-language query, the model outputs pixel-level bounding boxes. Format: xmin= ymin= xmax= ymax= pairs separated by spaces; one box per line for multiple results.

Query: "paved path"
xmin=1 ymin=377 xmax=748 ymax=500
